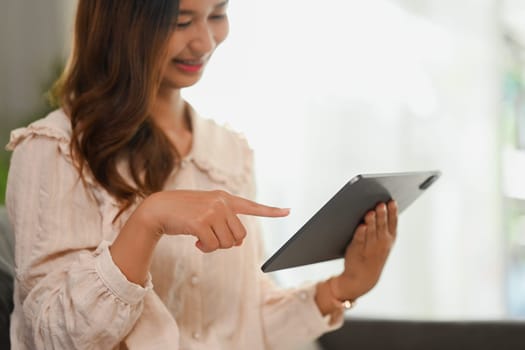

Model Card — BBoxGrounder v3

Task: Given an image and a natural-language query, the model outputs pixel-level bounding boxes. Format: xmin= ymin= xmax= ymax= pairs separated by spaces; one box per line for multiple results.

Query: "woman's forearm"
xmin=109 ymin=201 xmax=163 ymax=286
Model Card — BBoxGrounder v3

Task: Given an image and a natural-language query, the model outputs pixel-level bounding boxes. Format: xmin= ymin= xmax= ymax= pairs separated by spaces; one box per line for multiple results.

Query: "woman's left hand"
xmin=331 ymin=200 xmax=398 ymax=302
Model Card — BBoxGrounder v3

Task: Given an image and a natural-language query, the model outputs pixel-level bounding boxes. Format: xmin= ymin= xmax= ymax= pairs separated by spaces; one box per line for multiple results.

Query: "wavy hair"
xmin=53 ymin=0 xmax=180 ymax=218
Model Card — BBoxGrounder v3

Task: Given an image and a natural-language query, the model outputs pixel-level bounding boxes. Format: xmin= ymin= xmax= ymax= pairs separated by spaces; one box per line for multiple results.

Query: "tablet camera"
xmin=419 ymin=175 xmax=438 ymax=190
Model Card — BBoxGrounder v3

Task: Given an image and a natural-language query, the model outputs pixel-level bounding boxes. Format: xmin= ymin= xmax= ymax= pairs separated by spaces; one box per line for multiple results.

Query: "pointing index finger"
xmin=230 ymin=196 xmax=290 ymax=217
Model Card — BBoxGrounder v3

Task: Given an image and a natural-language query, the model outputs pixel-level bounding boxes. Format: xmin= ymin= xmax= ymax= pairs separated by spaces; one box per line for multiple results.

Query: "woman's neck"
xmin=151 ymin=88 xmax=193 ymax=157
xmin=151 ymin=89 xmax=189 ymax=132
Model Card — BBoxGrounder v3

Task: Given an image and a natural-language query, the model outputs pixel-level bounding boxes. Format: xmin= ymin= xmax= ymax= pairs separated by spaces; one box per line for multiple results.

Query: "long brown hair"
xmin=53 ymin=0 xmax=180 ymax=217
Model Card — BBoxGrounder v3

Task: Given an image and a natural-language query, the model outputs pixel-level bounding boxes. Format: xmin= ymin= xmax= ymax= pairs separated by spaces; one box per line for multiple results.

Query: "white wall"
xmin=184 ymin=0 xmax=507 ymax=319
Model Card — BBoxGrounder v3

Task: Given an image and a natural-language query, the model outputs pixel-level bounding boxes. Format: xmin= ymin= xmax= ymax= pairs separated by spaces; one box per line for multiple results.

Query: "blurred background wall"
xmin=0 ymin=0 xmax=75 ymax=140
xmin=2 ymin=0 xmax=525 ymax=321
xmin=0 ymin=0 xmax=76 ymax=202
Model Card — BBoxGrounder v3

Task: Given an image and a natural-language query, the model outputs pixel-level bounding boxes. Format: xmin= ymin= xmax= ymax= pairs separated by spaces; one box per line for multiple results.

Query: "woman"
xmin=6 ymin=0 xmax=398 ymax=349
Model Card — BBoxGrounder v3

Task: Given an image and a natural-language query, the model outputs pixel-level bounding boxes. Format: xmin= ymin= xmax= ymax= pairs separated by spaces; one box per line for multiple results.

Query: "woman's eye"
xmin=176 ymin=21 xmax=192 ymax=29
xmin=209 ymin=14 xmax=227 ymax=21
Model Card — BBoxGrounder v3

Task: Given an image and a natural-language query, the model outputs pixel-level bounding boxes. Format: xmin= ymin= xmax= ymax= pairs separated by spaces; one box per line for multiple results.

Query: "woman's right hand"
xmin=138 ymin=190 xmax=290 ymax=253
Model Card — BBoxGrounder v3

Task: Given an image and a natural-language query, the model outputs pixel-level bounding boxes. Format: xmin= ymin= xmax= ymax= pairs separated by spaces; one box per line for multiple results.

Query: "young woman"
xmin=6 ymin=1 xmax=398 ymax=349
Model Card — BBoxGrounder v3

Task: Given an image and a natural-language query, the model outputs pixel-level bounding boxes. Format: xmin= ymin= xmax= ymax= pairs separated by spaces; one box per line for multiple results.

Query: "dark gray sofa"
xmin=318 ymin=317 xmax=525 ymax=349
xmin=0 ymin=207 xmax=13 ymax=349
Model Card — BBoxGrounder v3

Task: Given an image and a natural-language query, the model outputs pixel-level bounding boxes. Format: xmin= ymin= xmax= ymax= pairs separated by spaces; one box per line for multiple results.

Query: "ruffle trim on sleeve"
xmin=6 ymin=110 xmax=72 ymax=153
xmin=94 ymin=241 xmax=152 ymax=305
xmin=6 ymin=109 xmax=122 ymax=239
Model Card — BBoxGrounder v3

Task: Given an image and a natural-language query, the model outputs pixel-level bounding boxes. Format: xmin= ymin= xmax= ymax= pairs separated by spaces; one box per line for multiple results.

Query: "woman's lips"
xmin=173 ymin=59 xmax=204 ymax=73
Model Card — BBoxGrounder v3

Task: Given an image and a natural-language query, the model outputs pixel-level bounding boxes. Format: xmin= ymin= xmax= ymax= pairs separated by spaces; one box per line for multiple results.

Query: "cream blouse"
xmin=6 ymin=108 xmax=343 ymax=350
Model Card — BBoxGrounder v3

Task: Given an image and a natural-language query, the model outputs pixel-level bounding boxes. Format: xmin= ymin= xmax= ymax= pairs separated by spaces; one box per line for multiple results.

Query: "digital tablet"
xmin=261 ymin=170 xmax=441 ymax=272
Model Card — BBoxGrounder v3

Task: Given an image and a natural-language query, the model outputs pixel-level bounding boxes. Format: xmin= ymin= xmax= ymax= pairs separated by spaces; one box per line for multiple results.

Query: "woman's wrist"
xmin=329 ymin=276 xmax=357 ymax=309
xmin=315 ymin=279 xmax=338 ymax=316
xmin=109 ymin=199 xmax=164 ymax=286
xmin=315 ymin=276 xmax=357 ymax=317
xmin=331 ymin=274 xmax=361 ymax=302
xmin=134 ymin=193 xmax=166 ymax=238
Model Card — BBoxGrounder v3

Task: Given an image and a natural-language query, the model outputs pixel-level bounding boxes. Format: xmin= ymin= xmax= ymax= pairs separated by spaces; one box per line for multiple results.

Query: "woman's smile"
xmin=172 ymin=58 xmax=206 ymax=73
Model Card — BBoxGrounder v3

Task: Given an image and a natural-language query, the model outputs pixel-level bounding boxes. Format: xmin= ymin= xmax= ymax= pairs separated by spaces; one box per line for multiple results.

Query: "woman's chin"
xmin=160 ymin=75 xmax=202 ymax=90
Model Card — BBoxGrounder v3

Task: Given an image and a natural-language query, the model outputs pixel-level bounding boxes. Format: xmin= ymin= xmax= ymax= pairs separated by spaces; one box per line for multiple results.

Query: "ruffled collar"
xmin=7 ymin=105 xmax=252 ymax=194
xmin=184 ymin=103 xmax=252 ymax=192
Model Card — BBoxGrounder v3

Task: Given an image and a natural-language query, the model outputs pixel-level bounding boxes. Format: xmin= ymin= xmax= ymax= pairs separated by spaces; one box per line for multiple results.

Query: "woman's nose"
xmin=190 ymin=23 xmax=216 ymax=55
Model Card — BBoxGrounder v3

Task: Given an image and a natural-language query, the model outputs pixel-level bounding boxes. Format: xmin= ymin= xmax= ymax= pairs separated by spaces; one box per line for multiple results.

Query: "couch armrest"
xmin=318 ymin=318 xmax=525 ymax=350
xmin=0 ymin=206 xmax=13 ymax=349
xmin=0 ymin=207 xmax=13 ymax=275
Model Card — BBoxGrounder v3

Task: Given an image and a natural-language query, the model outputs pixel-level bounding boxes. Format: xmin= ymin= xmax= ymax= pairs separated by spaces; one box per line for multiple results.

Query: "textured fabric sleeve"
xmin=259 ymin=274 xmax=344 ymax=350
xmin=6 ymin=134 xmax=152 ymax=349
xmin=243 ymin=149 xmax=344 ymax=350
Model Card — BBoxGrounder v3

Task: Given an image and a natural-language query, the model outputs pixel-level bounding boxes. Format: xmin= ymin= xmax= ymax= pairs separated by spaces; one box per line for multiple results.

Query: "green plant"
xmin=0 ymin=156 xmax=8 ymax=205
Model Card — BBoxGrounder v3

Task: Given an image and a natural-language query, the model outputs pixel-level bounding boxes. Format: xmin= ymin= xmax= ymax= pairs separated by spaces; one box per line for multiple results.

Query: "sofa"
xmin=318 ymin=317 xmax=525 ymax=349
xmin=1 ymin=208 xmax=524 ymax=350
xmin=0 ymin=206 xmax=13 ymax=349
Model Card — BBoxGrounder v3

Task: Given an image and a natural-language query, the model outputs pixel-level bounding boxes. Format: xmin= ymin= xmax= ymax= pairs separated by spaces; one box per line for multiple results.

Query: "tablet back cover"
xmin=261 ymin=171 xmax=440 ymax=272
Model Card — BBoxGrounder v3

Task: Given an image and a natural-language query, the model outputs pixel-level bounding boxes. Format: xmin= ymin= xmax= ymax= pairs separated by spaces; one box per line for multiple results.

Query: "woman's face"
xmin=161 ymin=0 xmax=229 ymax=89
